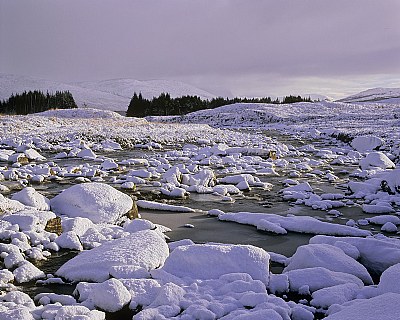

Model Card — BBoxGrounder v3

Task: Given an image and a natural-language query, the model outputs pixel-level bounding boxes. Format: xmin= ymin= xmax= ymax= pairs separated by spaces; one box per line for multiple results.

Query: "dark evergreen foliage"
xmin=126 ymin=92 xmax=314 ymax=117
xmin=0 ymin=90 xmax=77 ymax=115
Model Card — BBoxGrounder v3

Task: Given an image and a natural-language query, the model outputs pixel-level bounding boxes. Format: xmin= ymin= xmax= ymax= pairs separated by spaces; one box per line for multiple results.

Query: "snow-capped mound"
xmin=74 ymin=78 xmax=216 ymax=101
xmin=37 ymin=108 xmax=123 ymax=119
xmin=338 ymin=87 xmax=400 ymax=103
xmin=0 ymin=74 xmax=216 ymax=112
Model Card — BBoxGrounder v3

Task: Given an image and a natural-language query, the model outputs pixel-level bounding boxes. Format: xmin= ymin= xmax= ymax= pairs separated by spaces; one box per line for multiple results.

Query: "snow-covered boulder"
xmin=359 ymin=152 xmax=395 ymax=170
xmin=325 ymin=292 xmax=400 ymax=320
xmin=56 ymin=230 xmax=168 ymax=282
xmin=284 ymin=244 xmax=373 ymax=284
xmin=378 ymin=262 xmax=400 ymax=294
xmin=50 ymin=182 xmax=134 ymax=224
xmin=75 ymin=278 xmax=131 ymax=312
xmin=286 ymin=267 xmax=364 ymax=293
xmin=11 ymin=187 xmax=50 ymax=211
xmin=310 ymin=235 xmax=400 ymax=274
xmin=161 ymin=243 xmax=270 ymax=284
xmin=0 ymin=194 xmax=26 ymax=215
xmin=351 ymin=136 xmax=384 ymax=152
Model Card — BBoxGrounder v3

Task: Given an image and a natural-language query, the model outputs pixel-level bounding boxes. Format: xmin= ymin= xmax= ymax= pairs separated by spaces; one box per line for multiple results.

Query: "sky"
xmin=1 ymin=0 xmax=400 ymax=99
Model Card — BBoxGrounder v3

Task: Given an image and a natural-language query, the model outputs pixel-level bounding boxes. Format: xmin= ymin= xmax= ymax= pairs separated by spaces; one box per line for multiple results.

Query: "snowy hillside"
xmin=147 ymin=100 xmax=400 ymax=139
xmin=74 ymin=78 xmax=217 ymax=101
xmin=338 ymin=87 xmax=400 ymax=103
xmin=0 ymin=74 xmax=216 ymax=112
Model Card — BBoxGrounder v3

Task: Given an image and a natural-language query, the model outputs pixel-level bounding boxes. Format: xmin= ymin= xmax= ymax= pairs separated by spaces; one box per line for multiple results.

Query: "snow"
xmin=11 ymin=187 xmax=50 ymax=210
xmin=286 ymin=267 xmax=364 ymax=293
xmin=0 ymin=74 xmax=216 ymax=111
xmin=325 ymin=293 xmax=400 ymax=320
xmin=310 ymin=235 xmax=400 ymax=273
xmin=350 ymin=135 xmax=384 ymax=152
xmin=219 ymin=212 xmax=371 ymax=237
xmin=339 ymin=87 xmax=400 ymax=103
xmin=56 ymin=230 xmax=169 ymax=282
xmin=310 ymin=283 xmax=360 ymax=308
xmin=359 ymin=152 xmax=395 ymax=170
xmin=75 ymin=278 xmax=131 ymax=312
xmin=378 ymin=262 xmax=400 ymax=294
xmin=284 ymin=244 xmax=373 ymax=284
xmin=0 ymin=91 xmax=400 ymax=318
xmin=161 ymin=243 xmax=270 ymax=284
xmin=136 ymin=200 xmax=195 ymax=212
xmin=50 ymin=182 xmax=134 ymax=224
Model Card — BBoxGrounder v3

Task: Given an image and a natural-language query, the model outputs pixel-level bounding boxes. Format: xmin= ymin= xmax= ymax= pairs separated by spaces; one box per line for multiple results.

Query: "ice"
xmin=381 ymin=221 xmax=398 ymax=232
xmin=50 ymin=182 xmax=134 ymax=223
xmin=55 ymin=231 xmax=83 ymax=250
xmin=56 ymin=230 xmax=169 ymax=282
xmin=161 ymin=243 xmax=270 ymax=284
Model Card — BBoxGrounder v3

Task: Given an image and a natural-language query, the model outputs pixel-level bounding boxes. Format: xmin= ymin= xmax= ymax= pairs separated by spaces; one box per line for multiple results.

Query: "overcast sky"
xmin=1 ymin=0 xmax=399 ymax=98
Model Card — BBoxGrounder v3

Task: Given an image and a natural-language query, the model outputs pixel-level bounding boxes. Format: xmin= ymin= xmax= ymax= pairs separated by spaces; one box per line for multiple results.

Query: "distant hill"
xmin=338 ymin=87 xmax=400 ymax=103
xmin=0 ymin=74 xmax=216 ymax=112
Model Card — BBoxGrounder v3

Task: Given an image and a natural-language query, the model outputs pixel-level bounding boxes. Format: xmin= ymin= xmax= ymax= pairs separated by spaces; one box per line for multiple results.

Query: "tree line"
xmin=0 ymin=90 xmax=77 ymax=115
xmin=126 ymin=93 xmax=313 ymax=117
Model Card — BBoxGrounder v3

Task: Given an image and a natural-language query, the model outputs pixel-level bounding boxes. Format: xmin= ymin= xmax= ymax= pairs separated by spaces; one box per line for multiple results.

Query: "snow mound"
xmin=56 ymin=230 xmax=168 ymax=282
xmin=325 ymin=292 xmax=400 ymax=320
xmin=378 ymin=262 xmax=400 ymax=294
xmin=50 ymin=182 xmax=134 ymax=224
xmin=359 ymin=152 xmax=395 ymax=170
xmin=75 ymin=278 xmax=131 ymax=312
xmin=37 ymin=108 xmax=123 ymax=119
xmin=11 ymin=187 xmax=50 ymax=211
xmin=284 ymin=244 xmax=373 ymax=285
xmin=351 ymin=136 xmax=384 ymax=152
xmin=161 ymin=243 xmax=270 ymax=284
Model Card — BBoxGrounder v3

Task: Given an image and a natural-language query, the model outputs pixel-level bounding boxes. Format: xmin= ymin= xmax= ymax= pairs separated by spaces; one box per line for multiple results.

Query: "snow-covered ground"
xmin=0 ymin=74 xmax=216 ymax=111
xmin=1 ymin=101 xmax=400 ymax=319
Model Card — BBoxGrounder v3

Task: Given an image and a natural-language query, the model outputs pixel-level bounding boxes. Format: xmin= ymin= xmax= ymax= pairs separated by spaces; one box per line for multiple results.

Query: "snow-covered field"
xmin=1 ymin=101 xmax=400 ymax=319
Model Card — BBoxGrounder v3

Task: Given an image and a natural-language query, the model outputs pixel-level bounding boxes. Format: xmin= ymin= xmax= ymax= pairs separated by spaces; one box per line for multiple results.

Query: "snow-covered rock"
xmin=284 ymin=244 xmax=373 ymax=284
xmin=359 ymin=152 xmax=395 ymax=170
xmin=325 ymin=292 xmax=400 ymax=320
xmin=351 ymin=136 xmax=384 ymax=152
xmin=161 ymin=243 xmax=270 ymax=284
xmin=11 ymin=187 xmax=50 ymax=211
xmin=75 ymin=278 xmax=131 ymax=312
xmin=56 ymin=230 xmax=168 ymax=282
xmin=50 ymin=182 xmax=133 ymax=224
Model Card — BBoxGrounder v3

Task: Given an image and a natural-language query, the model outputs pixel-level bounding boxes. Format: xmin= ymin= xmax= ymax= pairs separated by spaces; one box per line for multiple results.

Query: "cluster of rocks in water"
xmin=0 ymin=109 xmax=400 ymax=319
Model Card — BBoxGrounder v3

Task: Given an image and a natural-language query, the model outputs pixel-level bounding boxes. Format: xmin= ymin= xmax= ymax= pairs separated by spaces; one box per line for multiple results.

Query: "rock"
xmin=50 ymin=182 xmax=133 ymax=224
xmin=45 ymin=217 xmax=63 ymax=235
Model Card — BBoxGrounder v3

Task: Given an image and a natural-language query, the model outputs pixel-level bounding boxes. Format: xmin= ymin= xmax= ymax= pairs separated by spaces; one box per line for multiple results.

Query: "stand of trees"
xmin=0 ymin=90 xmax=77 ymax=115
xmin=126 ymin=93 xmax=313 ymax=117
